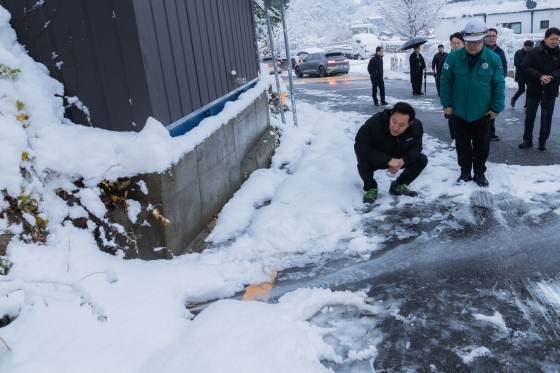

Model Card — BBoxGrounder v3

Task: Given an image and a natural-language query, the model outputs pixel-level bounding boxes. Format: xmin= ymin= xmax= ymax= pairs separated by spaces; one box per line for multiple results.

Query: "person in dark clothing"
xmin=519 ymin=27 xmax=560 ymax=151
xmin=511 ymin=40 xmax=534 ymax=108
xmin=437 ymin=32 xmax=464 ymax=148
xmin=485 ymin=28 xmax=508 ymax=142
xmin=432 ymin=44 xmax=448 ymax=96
xmin=409 ymin=47 xmax=426 ymax=95
xmin=354 ymin=102 xmax=428 ymax=203
xmin=367 ymin=46 xmax=388 ymax=106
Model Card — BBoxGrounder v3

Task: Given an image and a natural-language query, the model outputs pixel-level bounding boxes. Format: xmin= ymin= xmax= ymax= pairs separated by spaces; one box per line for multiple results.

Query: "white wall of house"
xmin=434 ymin=16 xmax=484 ymax=41
xmin=487 ymin=12 xmax=532 ymax=34
xmin=435 ymin=8 xmax=560 ymax=41
xmin=532 ymin=10 xmax=560 ymax=33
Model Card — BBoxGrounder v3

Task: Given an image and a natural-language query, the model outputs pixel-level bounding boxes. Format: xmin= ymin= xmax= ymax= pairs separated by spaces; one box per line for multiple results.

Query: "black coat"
xmin=521 ymin=43 xmax=560 ymax=98
xmin=354 ymin=109 xmax=424 ymax=169
xmin=432 ymin=51 xmax=448 ymax=71
xmin=409 ymin=52 xmax=426 ymax=75
xmin=436 ymin=53 xmax=448 ymax=86
xmin=488 ymin=45 xmax=507 ymax=78
xmin=514 ymin=48 xmax=528 ymax=83
xmin=367 ymin=55 xmax=384 ymax=79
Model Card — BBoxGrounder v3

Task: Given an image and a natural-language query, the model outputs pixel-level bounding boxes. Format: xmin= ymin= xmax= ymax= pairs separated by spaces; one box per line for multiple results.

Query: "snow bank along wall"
xmin=130 ymin=91 xmax=274 ymax=259
xmin=0 ymin=0 xmax=273 ymax=258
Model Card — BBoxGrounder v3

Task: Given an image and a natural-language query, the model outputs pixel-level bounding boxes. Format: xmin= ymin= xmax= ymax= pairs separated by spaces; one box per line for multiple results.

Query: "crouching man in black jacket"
xmin=354 ymin=102 xmax=428 ymax=203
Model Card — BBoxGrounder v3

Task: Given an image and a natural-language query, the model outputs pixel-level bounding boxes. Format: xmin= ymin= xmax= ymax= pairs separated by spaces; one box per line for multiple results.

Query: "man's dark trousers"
xmin=512 ymin=82 xmax=526 ymax=105
xmin=523 ymin=96 xmax=556 ymax=144
xmin=370 ymin=77 xmax=385 ymax=104
xmin=357 ymin=153 xmax=428 ymax=191
xmin=447 ymin=114 xmax=456 ymax=140
xmin=454 ymin=115 xmax=491 ymax=175
xmin=411 ymin=73 xmax=422 ymax=93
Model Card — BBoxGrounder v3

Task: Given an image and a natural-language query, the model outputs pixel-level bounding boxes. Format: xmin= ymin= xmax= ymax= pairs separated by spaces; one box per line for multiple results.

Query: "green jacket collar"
xmin=459 ymin=47 xmax=492 ymax=62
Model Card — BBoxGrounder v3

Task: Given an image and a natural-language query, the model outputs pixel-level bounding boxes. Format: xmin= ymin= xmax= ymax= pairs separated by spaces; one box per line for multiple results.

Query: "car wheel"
xmin=295 ymin=66 xmax=303 ymax=77
xmin=318 ymin=66 xmax=327 ymax=77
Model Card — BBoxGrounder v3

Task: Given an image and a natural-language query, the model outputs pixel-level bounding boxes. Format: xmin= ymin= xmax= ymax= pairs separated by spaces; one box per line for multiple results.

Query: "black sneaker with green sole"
xmin=363 ymin=188 xmax=378 ymax=204
xmin=389 ymin=181 xmax=418 ymax=197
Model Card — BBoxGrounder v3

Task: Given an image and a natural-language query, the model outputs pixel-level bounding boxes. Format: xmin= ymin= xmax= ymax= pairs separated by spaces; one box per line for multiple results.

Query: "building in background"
xmin=0 ymin=0 xmax=260 ymax=135
xmin=435 ymin=0 xmax=560 ymax=40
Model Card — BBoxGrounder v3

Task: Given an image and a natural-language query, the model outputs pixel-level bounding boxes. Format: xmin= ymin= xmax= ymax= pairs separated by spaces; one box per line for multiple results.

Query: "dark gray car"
xmin=294 ymin=52 xmax=350 ymax=78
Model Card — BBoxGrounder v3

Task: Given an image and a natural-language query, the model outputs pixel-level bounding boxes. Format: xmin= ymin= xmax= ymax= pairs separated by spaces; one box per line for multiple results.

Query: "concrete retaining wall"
xmin=124 ymin=89 xmax=275 ymax=259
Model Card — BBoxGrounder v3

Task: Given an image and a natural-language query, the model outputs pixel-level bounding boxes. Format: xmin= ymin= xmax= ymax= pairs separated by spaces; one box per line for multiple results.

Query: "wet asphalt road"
xmin=273 ymin=75 xmax=560 ymax=372
xmin=285 ymin=75 xmax=560 ymax=166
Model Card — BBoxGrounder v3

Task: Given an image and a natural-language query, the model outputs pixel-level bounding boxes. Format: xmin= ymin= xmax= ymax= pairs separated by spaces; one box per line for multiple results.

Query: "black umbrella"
xmin=400 ymin=37 xmax=428 ymax=51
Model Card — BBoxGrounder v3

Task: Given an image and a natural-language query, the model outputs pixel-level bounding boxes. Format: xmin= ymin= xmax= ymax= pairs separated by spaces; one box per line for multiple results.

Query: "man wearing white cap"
xmin=439 ymin=18 xmax=505 ymax=187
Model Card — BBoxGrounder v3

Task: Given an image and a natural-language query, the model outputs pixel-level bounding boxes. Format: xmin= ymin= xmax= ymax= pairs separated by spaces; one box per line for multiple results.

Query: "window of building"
xmin=503 ymin=22 xmax=522 ymax=34
xmin=541 ymin=20 xmax=549 ymax=29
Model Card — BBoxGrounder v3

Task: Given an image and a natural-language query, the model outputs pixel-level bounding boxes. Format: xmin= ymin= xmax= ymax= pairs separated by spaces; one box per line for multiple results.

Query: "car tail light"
xmin=265 ymin=63 xmax=272 ymax=67
xmin=327 ymin=60 xmax=336 ymax=64
xmin=342 ymin=59 xmax=349 ymax=62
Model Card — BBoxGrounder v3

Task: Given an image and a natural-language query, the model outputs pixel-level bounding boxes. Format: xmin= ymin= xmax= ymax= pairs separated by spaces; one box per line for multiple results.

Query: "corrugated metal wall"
xmin=0 ymin=0 xmax=259 ymax=132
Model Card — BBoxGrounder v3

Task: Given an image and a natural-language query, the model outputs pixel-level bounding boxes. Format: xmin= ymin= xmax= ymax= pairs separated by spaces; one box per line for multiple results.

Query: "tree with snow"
xmin=375 ymin=0 xmax=447 ymax=39
xmin=253 ymin=0 xmax=283 ymax=55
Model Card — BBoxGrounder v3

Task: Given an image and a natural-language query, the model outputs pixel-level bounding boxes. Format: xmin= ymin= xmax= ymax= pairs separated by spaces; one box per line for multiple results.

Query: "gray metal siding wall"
xmin=0 ymin=0 xmax=152 ymax=131
xmin=1 ymin=0 xmax=259 ymax=131
xmin=134 ymin=0 xmax=259 ymax=126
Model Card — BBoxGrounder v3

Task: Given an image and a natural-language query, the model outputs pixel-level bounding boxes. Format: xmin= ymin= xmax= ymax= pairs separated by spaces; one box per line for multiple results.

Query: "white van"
xmin=352 ymin=33 xmax=381 ymax=60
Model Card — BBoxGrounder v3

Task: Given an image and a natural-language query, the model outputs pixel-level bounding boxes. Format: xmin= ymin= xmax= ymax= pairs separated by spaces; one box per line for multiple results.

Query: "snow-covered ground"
xmin=2 ymin=4 xmax=560 ymax=372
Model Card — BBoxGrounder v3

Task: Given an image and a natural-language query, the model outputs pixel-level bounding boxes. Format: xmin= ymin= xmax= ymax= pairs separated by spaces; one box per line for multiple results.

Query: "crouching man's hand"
xmin=388 ymin=158 xmax=404 ymax=174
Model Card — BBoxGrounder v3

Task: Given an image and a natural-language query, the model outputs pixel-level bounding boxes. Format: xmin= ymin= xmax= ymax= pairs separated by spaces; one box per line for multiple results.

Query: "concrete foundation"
xmin=123 ymin=89 xmax=275 ymax=260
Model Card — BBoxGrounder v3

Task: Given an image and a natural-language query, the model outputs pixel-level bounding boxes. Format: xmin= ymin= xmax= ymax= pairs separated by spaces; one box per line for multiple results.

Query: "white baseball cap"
xmin=461 ymin=18 xmax=488 ymax=41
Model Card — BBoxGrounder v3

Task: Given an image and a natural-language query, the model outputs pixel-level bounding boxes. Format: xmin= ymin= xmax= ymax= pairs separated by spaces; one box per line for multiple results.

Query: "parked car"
xmin=294 ymin=52 xmax=349 ymax=78
xmin=291 ymin=48 xmax=325 ymax=69
xmin=260 ymin=56 xmax=283 ymax=74
xmin=352 ymin=33 xmax=381 ymax=60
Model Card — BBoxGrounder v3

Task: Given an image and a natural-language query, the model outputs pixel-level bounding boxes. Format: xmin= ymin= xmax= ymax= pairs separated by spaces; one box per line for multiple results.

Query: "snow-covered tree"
xmin=375 ymin=0 xmax=447 ymax=39
xmin=253 ymin=0 xmax=283 ymax=55
xmin=283 ymin=0 xmax=357 ymax=49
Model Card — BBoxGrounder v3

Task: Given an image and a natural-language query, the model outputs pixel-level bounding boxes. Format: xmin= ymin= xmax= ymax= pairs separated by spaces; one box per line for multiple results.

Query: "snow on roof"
xmin=442 ymin=0 xmax=560 ymax=18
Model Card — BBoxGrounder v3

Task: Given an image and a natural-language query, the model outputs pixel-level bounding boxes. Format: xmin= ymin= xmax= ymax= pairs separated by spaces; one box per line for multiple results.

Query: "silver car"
xmin=294 ymin=52 xmax=350 ymax=78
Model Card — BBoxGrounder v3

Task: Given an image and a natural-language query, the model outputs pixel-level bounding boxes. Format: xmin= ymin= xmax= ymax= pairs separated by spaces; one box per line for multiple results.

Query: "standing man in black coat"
xmin=519 ymin=27 xmax=560 ymax=151
xmin=354 ymin=102 xmax=428 ymax=203
xmin=437 ymin=32 xmax=464 ymax=148
xmin=367 ymin=46 xmax=388 ymax=106
xmin=432 ymin=44 xmax=448 ymax=96
xmin=409 ymin=47 xmax=426 ymax=95
xmin=485 ymin=28 xmax=508 ymax=142
xmin=511 ymin=40 xmax=534 ymax=108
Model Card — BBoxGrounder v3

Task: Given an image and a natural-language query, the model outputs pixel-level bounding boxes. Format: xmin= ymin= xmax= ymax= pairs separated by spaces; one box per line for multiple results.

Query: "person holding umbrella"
xmin=519 ymin=27 xmax=560 ymax=151
xmin=409 ymin=46 xmax=427 ymax=95
xmin=439 ymin=18 xmax=505 ymax=187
